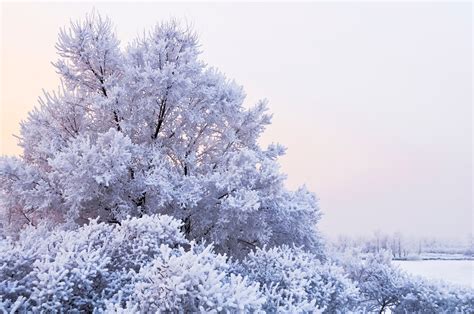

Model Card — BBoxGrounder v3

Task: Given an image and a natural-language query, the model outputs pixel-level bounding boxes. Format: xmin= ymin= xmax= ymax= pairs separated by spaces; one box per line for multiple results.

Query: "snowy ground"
xmin=393 ymin=260 xmax=473 ymax=288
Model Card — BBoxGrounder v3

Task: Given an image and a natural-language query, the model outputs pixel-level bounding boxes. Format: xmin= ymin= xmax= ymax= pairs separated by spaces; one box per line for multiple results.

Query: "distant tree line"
xmin=330 ymin=232 xmax=474 ymax=260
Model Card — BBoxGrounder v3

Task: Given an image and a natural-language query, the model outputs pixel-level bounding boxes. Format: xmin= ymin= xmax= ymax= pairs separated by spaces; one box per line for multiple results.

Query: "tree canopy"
xmin=0 ymin=12 xmax=322 ymax=258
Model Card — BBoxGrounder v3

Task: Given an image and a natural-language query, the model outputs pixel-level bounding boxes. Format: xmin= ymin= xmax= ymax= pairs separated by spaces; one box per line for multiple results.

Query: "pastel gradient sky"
xmin=1 ymin=2 xmax=472 ymax=239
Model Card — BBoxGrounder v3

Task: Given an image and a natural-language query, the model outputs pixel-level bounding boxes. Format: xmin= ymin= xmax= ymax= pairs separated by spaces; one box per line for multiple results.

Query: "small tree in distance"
xmin=0 ymin=12 xmax=323 ymax=258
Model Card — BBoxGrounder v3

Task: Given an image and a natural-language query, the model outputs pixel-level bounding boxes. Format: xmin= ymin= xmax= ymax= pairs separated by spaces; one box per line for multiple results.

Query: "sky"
xmin=0 ymin=2 xmax=472 ymax=240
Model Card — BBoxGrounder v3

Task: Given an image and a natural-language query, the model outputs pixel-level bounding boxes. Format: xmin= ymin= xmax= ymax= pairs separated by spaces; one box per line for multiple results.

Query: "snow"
xmin=393 ymin=260 xmax=474 ymax=288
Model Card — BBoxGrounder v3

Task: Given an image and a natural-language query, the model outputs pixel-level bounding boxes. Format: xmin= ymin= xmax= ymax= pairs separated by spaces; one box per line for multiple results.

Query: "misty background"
xmin=1 ymin=2 xmax=472 ymax=242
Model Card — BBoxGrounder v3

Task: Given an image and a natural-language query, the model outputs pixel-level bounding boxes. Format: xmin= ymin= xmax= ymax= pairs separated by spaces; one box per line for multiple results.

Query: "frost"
xmin=238 ymin=245 xmax=360 ymax=313
xmin=0 ymin=215 xmax=264 ymax=312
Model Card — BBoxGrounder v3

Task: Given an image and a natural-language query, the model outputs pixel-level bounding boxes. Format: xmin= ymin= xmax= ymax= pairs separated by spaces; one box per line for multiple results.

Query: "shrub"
xmin=238 ymin=245 xmax=359 ymax=312
xmin=0 ymin=214 xmax=264 ymax=312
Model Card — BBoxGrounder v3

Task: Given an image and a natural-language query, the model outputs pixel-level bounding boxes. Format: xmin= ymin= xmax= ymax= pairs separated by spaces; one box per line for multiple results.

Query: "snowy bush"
xmin=125 ymin=244 xmax=264 ymax=312
xmin=394 ymin=277 xmax=474 ymax=313
xmin=336 ymin=250 xmax=474 ymax=313
xmin=337 ymin=250 xmax=412 ymax=312
xmin=238 ymin=245 xmax=359 ymax=312
xmin=1 ymin=220 xmax=113 ymax=312
xmin=0 ymin=224 xmax=53 ymax=310
xmin=0 ymin=214 xmax=265 ymax=312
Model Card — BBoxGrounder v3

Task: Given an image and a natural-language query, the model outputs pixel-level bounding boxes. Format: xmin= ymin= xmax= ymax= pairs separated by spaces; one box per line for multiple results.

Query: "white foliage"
xmin=0 ymin=215 xmax=270 ymax=312
xmin=0 ymin=157 xmax=60 ymax=231
xmin=48 ymin=129 xmax=137 ymax=222
xmin=0 ymin=215 xmax=188 ymax=311
xmin=238 ymin=245 xmax=360 ymax=313
xmin=129 ymin=244 xmax=265 ymax=312
xmin=394 ymin=276 xmax=474 ymax=313
xmin=336 ymin=250 xmax=474 ymax=313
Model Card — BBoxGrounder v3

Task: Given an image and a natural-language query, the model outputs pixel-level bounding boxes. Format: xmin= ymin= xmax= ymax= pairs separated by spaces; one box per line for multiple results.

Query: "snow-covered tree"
xmin=0 ymin=12 xmax=323 ymax=258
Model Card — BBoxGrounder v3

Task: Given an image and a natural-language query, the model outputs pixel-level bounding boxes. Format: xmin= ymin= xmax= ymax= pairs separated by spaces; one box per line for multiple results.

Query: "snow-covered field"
xmin=393 ymin=260 xmax=473 ymax=288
